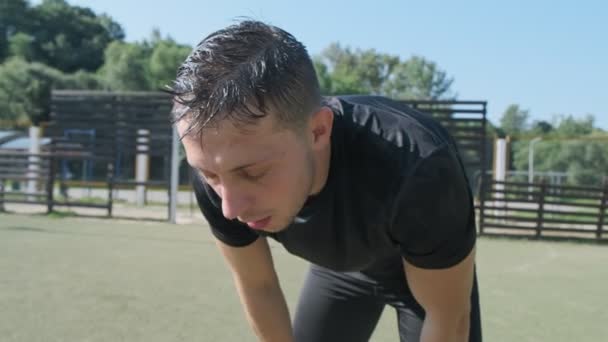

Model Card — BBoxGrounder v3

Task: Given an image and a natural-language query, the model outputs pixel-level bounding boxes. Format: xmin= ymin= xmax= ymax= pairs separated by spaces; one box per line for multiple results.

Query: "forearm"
xmin=236 ymin=282 xmax=293 ymax=342
xmin=420 ymin=312 xmax=470 ymax=342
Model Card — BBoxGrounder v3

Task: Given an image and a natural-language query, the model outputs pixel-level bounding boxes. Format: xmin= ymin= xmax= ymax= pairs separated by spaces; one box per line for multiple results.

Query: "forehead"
xmin=177 ymin=117 xmax=292 ymax=171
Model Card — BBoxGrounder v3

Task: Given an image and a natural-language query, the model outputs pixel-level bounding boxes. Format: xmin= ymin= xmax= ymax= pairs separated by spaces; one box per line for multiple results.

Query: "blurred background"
xmin=1 ymin=1 xmax=607 ymax=341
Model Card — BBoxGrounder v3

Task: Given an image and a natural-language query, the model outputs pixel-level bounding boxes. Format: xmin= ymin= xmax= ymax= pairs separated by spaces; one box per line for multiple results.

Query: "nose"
xmin=218 ymin=183 xmax=250 ymax=221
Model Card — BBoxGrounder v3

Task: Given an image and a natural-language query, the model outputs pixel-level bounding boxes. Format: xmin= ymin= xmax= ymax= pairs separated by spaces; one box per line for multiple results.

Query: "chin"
xmin=263 ymin=216 xmax=293 ymax=233
xmin=263 ymin=223 xmax=290 ymax=234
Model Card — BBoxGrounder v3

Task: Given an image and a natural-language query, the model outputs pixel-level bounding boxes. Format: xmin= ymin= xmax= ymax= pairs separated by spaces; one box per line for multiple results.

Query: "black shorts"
xmin=292 ymin=260 xmax=482 ymax=342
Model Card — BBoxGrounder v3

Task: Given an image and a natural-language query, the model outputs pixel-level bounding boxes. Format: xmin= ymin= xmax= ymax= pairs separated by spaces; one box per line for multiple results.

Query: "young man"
xmin=170 ymin=20 xmax=482 ymax=342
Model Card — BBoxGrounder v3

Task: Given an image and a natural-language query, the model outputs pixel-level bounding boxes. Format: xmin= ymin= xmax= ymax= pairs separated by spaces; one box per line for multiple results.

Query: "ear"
xmin=308 ymin=106 xmax=334 ymax=150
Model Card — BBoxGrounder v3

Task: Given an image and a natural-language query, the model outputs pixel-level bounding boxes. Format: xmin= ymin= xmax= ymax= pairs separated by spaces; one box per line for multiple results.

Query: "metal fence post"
xmin=107 ymin=162 xmax=114 ymax=217
xmin=535 ymin=180 xmax=547 ymax=238
xmin=0 ymin=177 xmax=5 ymax=212
xmin=46 ymin=155 xmax=56 ymax=214
xmin=478 ymin=176 xmax=486 ymax=235
xmin=169 ymin=126 xmax=179 ymax=224
xmin=597 ymin=178 xmax=608 ymax=240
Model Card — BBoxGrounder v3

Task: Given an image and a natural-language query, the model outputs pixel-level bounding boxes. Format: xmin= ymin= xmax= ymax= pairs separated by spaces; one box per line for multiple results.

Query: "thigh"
xmin=293 ymin=265 xmax=385 ymax=342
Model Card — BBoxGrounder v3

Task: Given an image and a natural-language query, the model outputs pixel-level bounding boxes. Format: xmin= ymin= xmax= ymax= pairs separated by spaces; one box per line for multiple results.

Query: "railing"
xmin=477 ymin=178 xmax=608 ymax=240
xmin=0 ymin=152 xmax=114 ymax=216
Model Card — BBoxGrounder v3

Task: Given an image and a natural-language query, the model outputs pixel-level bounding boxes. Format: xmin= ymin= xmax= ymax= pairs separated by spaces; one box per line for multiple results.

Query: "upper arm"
xmin=215 ymin=236 xmax=279 ymax=288
xmin=391 ymin=146 xmax=476 ymax=270
xmin=403 ymin=245 xmax=475 ymax=317
xmin=391 ymin=146 xmax=477 ymax=317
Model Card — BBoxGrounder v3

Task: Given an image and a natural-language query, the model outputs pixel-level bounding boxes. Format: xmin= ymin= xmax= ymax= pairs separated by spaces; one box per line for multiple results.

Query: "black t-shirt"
xmin=193 ymin=95 xmax=476 ymax=273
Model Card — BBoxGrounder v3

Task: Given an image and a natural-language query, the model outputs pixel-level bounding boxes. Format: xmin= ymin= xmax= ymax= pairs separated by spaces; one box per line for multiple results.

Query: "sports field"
xmin=1 ymin=213 xmax=606 ymax=342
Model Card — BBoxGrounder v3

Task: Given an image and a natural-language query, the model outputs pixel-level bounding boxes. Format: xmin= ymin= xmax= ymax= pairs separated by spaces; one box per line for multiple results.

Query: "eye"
xmin=241 ymin=167 xmax=268 ymax=182
xmin=200 ymin=170 xmax=219 ymax=184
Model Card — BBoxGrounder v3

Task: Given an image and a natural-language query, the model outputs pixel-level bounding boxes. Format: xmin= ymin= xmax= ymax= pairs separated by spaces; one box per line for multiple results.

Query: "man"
xmin=169 ymin=20 xmax=482 ymax=342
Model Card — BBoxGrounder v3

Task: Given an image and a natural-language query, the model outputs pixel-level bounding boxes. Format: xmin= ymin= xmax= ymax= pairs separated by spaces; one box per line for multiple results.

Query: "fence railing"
xmin=477 ymin=178 xmax=608 ymax=240
xmin=0 ymin=152 xmax=114 ymax=216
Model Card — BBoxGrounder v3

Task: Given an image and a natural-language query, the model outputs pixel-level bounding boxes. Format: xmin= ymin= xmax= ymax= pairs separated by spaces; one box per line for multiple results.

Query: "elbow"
xmin=425 ymin=304 xmax=471 ymax=340
xmin=455 ymin=308 xmax=471 ymax=339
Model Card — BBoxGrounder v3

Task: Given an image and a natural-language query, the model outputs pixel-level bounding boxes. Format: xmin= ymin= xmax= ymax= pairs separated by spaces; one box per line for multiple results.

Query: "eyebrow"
xmin=198 ymin=158 xmax=273 ymax=175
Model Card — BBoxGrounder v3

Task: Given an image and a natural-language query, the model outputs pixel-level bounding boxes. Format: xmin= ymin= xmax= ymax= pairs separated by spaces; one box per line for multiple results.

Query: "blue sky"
xmin=36 ymin=0 xmax=608 ymax=128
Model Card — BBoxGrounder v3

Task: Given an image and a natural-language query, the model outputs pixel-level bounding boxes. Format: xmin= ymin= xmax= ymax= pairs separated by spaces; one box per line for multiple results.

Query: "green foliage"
xmin=0 ymin=0 xmax=189 ymax=128
xmin=31 ymin=0 xmax=124 ymax=72
xmin=1 ymin=0 xmax=124 ymax=71
xmin=0 ymin=57 xmax=101 ymax=128
xmin=499 ymin=104 xmax=529 ymax=136
xmin=553 ymin=114 xmax=594 ymax=136
xmin=97 ymin=33 xmax=191 ymax=91
xmin=384 ymin=55 xmax=454 ymax=100
xmin=148 ymin=39 xmax=191 ymax=90
xmin=97 ymin=13 xmax=126 ymax=41
xmin=8 ymin=32 xmax=36 ymax=61
xmin=0 ymin=58 xmax=60 ymax=126
xmin=314 ymin=43 xmax=454 ymax=99
xmin=61 ymin=70 xmax=103 ymax=90
xmin=485 ymin=120 xmax=502 ymax=138
xmin=509 ymin=114 xmax=608 ymax=186
xmin=0 ymin=0 xmax=30 ymax=61
xmin=98 ymin=41 xmax=152 ymax=91
xmin=312 ymin=57 xmax=333 ymax=95
xmin=529 ymin=120 xmax=553 ymax=135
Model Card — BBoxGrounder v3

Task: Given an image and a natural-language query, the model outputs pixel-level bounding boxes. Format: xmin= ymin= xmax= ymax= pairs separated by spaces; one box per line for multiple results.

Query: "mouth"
xmin=245 ymin=216 xmax=271 ymax=230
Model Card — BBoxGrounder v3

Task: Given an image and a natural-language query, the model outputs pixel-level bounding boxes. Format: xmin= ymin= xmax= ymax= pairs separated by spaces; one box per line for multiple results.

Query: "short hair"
xmin=168 ymin=20 xmax=321 ymax=135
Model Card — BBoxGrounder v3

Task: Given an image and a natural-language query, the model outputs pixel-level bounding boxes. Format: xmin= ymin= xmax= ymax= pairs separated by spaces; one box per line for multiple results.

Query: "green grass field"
xmin=1 ymin=213 xmax=607 ymax=341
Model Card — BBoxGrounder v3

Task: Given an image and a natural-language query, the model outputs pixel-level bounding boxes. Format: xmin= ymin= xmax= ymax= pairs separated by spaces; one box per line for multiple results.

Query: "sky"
xmin=34 ymin=0 xmax=608 ymax=128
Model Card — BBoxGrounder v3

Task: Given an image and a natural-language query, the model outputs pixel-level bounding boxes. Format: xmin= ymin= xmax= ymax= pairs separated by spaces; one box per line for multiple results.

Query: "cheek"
xmin=264 ymin=170 xmax=291 ymax=196
xmin=259 ymin=165 xmax=299 ymax=201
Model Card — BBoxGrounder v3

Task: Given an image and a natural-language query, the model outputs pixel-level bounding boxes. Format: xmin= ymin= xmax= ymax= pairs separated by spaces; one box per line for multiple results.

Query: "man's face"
xmin=178 ymin=114 xmax=319 ymax=233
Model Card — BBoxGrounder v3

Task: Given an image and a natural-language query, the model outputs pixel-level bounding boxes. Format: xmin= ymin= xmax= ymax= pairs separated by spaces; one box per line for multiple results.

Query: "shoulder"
xmin=326 ymin=95 xmax=451 ymax=159
xmin=326 ymin=95 xmax=454 ymax=187
xmin=323 ymin=96 xmax=457 ymax=211
xmin=389 ymin=144 xmax=476 ymax=269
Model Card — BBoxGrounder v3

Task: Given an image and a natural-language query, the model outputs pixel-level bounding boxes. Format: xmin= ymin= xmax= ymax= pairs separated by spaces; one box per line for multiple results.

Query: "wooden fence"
xmin=478 ymin=178 xmax=608 ymax=240
xmin=47 ymin=90 xmax=173 ymax=179
xmin=0 ymin=151 xmax=114 ymax=216
xmin=2 ymin=92 xmax=490 ymax=221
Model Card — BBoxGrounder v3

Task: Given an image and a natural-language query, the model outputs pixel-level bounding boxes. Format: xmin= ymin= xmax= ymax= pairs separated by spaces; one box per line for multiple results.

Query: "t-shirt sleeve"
xmin=192 ymin=175 xmax=259 ymax=247
xmin=389 ymin=146 xmax=476 ymax=269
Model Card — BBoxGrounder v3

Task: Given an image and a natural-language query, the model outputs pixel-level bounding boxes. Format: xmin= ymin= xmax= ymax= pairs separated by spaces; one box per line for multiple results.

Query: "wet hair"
xmin=167 ymin=20 xmax=322 ymax=135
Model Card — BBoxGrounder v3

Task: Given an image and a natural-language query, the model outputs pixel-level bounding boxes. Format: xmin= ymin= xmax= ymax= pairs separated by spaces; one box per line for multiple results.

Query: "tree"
xmin=313 ymin=57 xmax=333 ymax=95
xmin=0 ymin=58 xmax=62 ymax=127
xmin=553 ymin=114 xmax=594 ymax=136
xmin=0 ymin=0 xmax=30 ymax=61
xmin=0 ymin=57 xmax=101 ymax=128
xmin=8 ymin=32 xmax=36 ymax=61
xmin=499 ymin=104 xmax=529 ymax=136
xmin=97 ymin=41 xmax=151 ymax=91
xmin=383 ymin=55 xmax=454 ymax=100
xmin=315 ymin=43 xmax=370 ymax=95
xmin=530 ymin=120 xmax=553 ymax=135
xmin=314 ymin=43 xmax=454 ymax=100
xmin=510 ymin=115 xmax=608 ymax=186
xmin=97 ymin=13 xmax=125 ymax=41
xmin=97 ymin=31 xmax=192 ymax=92
xmin=148 ymin=38 xmax=191 ymax=90
xmin=25 ymin=0 xmax=124 ymax=72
